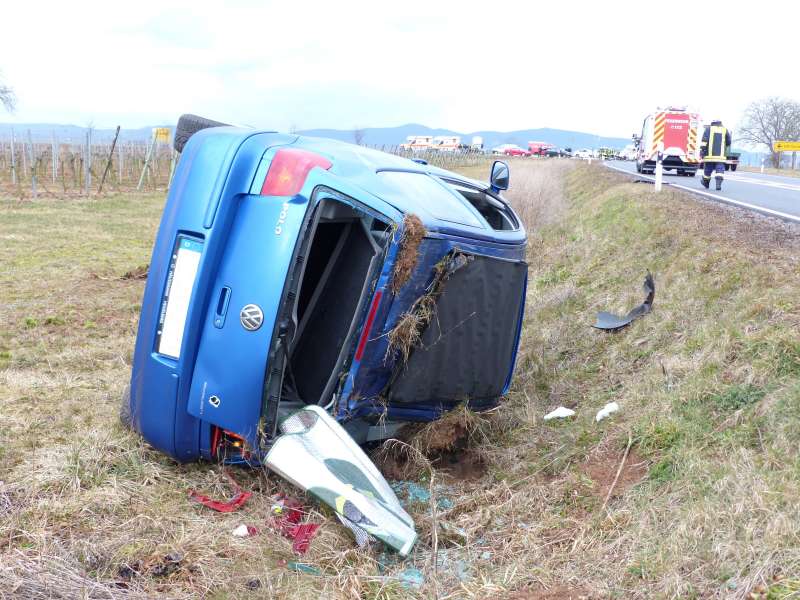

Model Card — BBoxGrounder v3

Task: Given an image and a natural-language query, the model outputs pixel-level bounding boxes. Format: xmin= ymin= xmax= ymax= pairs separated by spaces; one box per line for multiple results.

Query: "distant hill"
xmin=0 ymin=123 xmax=172 ymax=143
xmin=0 ymin=121 xmax=630 ymax=149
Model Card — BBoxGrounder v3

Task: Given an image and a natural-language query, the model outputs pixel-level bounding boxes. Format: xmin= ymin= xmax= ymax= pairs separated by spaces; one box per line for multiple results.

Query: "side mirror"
xmin=490 ymin=160 xmax=509 ymax=192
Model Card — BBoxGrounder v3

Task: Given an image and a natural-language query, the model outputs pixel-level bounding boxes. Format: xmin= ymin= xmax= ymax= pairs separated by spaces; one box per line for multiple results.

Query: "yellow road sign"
xmin=153 ymin=127 xmax=171 ymax=143
xmin=773 ymin=140 xmax=800 ymax=152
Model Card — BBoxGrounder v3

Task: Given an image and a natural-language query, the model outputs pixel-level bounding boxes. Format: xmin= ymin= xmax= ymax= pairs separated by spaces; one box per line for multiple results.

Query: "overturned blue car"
xmin=126 ymin=115 xmax=527 ymax=467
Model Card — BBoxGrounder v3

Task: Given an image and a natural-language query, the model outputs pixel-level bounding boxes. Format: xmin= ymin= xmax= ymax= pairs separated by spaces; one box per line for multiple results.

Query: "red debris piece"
xmin=270 ymin=494 xmax=304 ymax=530
xmin=188 ymin=471 xmax=252 ymax=513
xmin=289 ymin=523 xmax=320 ymax=554
xmin=269 ymin=494 xmax=321 ymax=554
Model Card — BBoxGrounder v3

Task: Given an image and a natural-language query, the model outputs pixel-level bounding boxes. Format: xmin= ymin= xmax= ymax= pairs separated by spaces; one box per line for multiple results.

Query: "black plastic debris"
xmin=593 ymin=272 xmax=655 ymax=331
xmin=151 ymin=552 xmax=184 ymax=578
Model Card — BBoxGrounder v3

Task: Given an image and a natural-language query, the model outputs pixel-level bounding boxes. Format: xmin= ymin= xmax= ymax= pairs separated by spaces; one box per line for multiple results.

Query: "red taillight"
xmin=355 ymin=290 xmax=383 ymax=361
xmin=261 ymin=148 xmax=332 ymax=196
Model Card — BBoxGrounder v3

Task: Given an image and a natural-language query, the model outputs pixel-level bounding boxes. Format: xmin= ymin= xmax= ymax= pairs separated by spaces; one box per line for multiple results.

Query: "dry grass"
xmin=390 ymin=213 xmax=426 ymax=294
xmin=385 ymin=297 xmax=434 ymax=365
xmin=2 ymin=160 xmax=800 ymax=598
xmin=503 ymin=158 xmax=574 ymax=230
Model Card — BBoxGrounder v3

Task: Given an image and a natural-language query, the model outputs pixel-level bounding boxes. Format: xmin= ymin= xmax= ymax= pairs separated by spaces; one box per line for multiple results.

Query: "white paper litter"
xmin=231 ymin=524 xmax=251 ymax=537
xmin=543 ymin=406 xmax=576 ymax=420
xmin=595 ymin=402 xmax=620 ymax=422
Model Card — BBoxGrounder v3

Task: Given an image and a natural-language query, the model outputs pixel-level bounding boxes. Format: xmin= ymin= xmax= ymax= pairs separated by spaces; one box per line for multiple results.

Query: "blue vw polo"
xmin=126 ymin=115 xmax=527 ymax=464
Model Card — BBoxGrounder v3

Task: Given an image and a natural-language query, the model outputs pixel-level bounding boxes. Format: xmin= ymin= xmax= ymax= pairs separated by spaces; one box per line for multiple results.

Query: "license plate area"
xmin=156 ymin=235 xmax=204 ymax=359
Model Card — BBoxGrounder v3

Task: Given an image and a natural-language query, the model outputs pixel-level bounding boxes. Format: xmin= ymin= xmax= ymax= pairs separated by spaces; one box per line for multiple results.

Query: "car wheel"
xmin=174 ymin=114 xmax=230 ymax=153
xmin=120 ymin=384 xmax=132 ymax=428
xmin=731 ymin=164 xmax=738 ymax=172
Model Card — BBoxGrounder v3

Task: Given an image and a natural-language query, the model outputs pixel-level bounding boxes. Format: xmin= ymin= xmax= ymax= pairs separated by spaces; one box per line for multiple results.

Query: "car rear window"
xmin=444 ymin=181 xmax=519 ymax=231
xmin=377 ymin=171 xmax=483 ymax=228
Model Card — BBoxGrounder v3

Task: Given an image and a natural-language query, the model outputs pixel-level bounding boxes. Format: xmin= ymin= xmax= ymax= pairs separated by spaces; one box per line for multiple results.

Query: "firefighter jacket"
xmin=700 ymin=124 xmax=731 ymax=161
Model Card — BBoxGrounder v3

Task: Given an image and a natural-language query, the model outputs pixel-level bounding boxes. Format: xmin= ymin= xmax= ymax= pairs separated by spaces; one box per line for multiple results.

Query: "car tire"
xmin=731 ymin=164 xmax=737 ymax=172
xmin=120 ymin=384 xmax=132 ymax=428
xmin=174 ymin=114 xmax=230 ymax=153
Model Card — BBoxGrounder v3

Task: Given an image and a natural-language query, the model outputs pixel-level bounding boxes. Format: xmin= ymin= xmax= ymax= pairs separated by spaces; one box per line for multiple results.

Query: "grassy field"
xmin=1 ymin=160 xmax=799 ymax=598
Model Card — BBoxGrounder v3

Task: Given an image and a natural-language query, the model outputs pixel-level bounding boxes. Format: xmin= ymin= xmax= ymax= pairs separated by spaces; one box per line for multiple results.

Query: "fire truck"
xmin=634 ymin=107 xmax=701 ymax=177
xmin=527 ymin=141 xmax=553 ymax=156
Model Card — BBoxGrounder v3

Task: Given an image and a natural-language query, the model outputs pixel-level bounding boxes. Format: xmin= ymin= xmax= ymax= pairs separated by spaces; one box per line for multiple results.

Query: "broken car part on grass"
xmin=265 ymin=406 xmax=416 ymax=555
xmin=124 ymin=114 xmax=528 ymax=555
xmin=188 ymin=470 xmax=252 ymax=513
xmin=593 ymin=272 xmax=655 ymax=331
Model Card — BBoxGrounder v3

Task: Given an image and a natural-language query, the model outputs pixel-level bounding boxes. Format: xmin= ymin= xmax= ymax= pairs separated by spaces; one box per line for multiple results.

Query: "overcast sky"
xmin=1 ymin=0 xmax=798 ymax=138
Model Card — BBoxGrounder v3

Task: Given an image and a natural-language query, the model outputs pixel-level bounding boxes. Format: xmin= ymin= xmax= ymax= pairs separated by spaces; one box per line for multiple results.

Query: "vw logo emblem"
xmin=240 ymin=304 xmax=264 ymax=331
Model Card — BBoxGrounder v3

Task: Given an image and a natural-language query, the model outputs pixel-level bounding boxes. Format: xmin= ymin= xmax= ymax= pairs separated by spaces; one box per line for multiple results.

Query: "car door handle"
xmin=213 ymin=287 xmax=231 ymax=329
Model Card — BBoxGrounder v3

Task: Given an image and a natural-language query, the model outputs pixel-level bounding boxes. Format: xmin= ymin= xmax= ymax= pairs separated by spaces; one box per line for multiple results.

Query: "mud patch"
xmin=434 ymin=447 xmax=486 ymax=482
xmin=116 ymin=552 xmax=195 ymax=586
xmin=390 ymin=213 xmax=426 ymax=294
xmin=581 ymin=448 xmax=647 ymax=501
xmin=121 ymin=264 xmax=149 ymax=280
xmin=373 ymin=410 xmax=488 ymax=482
xmin=374 ymin=433 xmax=486 ymax=482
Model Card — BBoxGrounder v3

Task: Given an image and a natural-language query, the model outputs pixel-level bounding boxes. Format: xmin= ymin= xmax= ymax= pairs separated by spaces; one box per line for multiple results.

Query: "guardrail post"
xmin=654 ymin=142 xmax=664 ymax=192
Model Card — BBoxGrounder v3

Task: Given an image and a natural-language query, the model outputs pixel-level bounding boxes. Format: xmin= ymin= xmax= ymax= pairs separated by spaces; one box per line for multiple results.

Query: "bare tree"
xmin=738 ymin=97 xmax=800 ymax=168
xmin=0 ymin=72 xmax=16 ymax=112
xmin=352 ymin=126 xmax=365 ymax=145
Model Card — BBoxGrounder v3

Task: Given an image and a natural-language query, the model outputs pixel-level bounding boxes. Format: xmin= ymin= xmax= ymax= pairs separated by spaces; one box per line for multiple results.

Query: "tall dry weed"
xmin=503 ymin=159 xmax=574 ymax=231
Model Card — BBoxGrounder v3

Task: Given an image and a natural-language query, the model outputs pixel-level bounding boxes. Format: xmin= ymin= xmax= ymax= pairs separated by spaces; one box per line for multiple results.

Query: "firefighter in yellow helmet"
xmin=700 ymin=120 xmax=731 ymax=190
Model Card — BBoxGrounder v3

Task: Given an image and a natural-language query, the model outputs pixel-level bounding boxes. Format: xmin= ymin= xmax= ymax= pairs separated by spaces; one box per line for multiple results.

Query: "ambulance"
xmin=431 ymin=135 xmax=461 ymax=152
xmin=400 ymin=135 xmax=434 ymax=152
xmin=635 ymin=107 xmax=701 ymax=177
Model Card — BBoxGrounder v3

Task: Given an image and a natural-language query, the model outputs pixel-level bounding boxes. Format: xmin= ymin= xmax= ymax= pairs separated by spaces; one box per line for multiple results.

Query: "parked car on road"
xmin=491 ymin=144 xmax=518 ymax=155
xmin=545 ymin=147 xmax=570 ymax=158
xmin=573 ymin=148 xmax=594 ymax=159
xmin=503 ymin=146 xmax=531 ymax=157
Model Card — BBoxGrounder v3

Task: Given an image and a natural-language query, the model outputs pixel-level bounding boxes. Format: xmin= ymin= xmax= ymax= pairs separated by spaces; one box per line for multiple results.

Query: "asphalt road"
xmin=605 ymin=160 xmax=800 ymax=224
